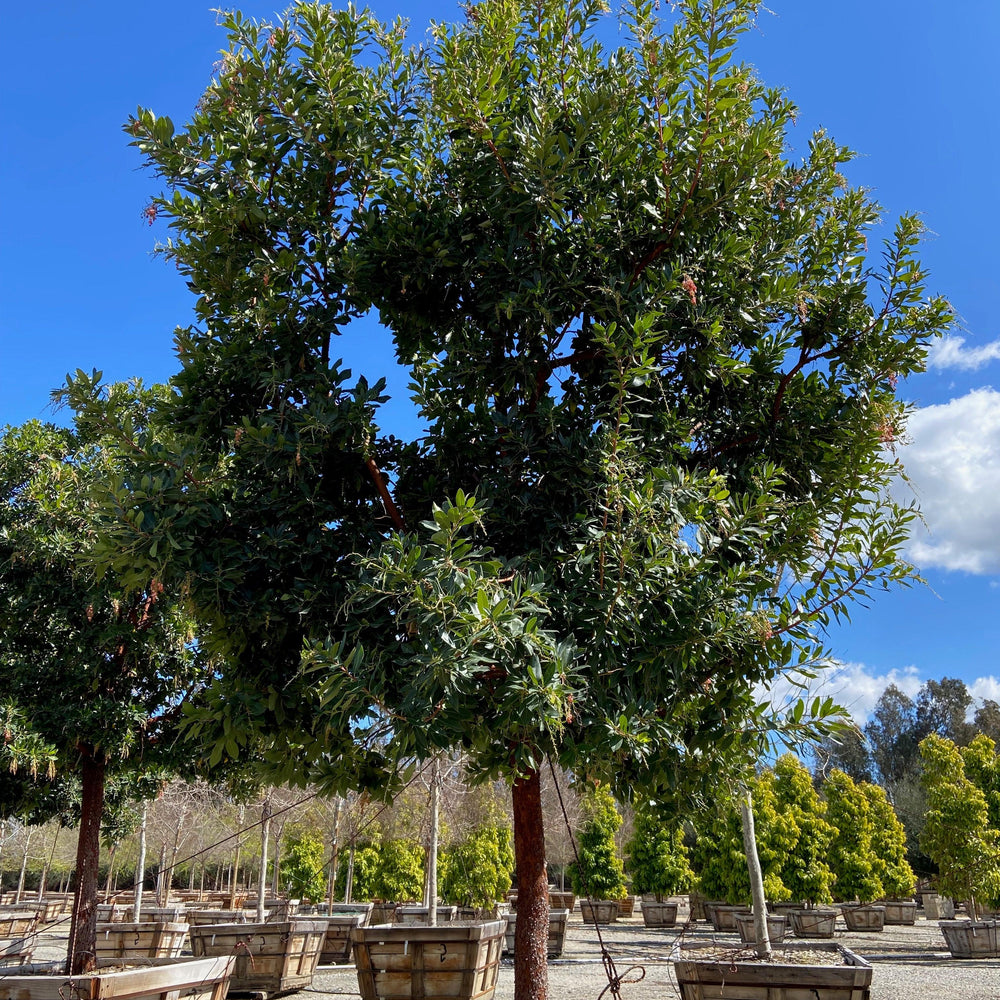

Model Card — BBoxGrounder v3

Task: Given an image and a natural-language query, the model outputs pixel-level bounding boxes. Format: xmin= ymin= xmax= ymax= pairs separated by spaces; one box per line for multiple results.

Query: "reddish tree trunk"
xmin=68 ymin=752 xmax=105 ymax=975
xmin=512 ymin=766 xmax=548 ymax=1000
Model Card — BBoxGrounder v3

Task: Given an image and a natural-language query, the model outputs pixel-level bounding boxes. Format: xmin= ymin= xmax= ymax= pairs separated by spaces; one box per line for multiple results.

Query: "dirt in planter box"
xmin=680 ymin=945 xmax=853 ymax=966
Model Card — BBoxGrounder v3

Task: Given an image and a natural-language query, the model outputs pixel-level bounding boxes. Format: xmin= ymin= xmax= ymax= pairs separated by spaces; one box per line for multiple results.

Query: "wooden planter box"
xmin=788 ymin=908 xmax=838 ymax=939
xmin=939 ymin=919 xmax=1000 ymax=958
xmin=242 ymin=899 xmax=300 ymax=920
xmin=0 ymin=956 xmax=235 ymax=1000
xmin=27 ymin=901 xmax=64 ymax=924
xmin=325 ymin=903 xmax=375 ymax=924
xmin=923 ymin=893 xmax=955 ymax=920
xmin=674 ymin=942 xmax=871 ymax=1000
xmin=457 ymin=905 xmax=507 ymax=921
xmin=708 ymin=904 xmax=750 ymax=931
xmin=188 ymin=920 xmax=326 ymax=995
xmin=734 ymin=912 xmax=788 ymax=944
xmin=97 ymin=905 xmax=187 ymax=924
xmin=94 ymin=922 xmax=189 ymax=960
xmin=839 ymin=905 xmax=885 ymax=932
xmin=580 ymin=900 xmax=619 ymax=924
xmin=502 ymin=909 xmax=570 ymax=959
xmin=369 ymin=903 xmax=397 ymax=926
xmin=641 ymin=901 xmax=679 ymax=928
xmin=506 ymin=891 xmax=573 ymax=913
xmin=394 ymin=906 xmax=458 ymax=925
xmin=882 ymin=900 xmax=917 ymax=925
xmin=352 ymin=920 xmax=504 ymax=1000
xmin=616 ymin=896 xmax=636 ymax=919
xmin=187 ymin=910 xmax=249 ymax=926
xmin=319 ymin=914 xmax=369 ymax=964
xmin=768 ymin=901 xmax=807 ymax=916
xmin=0 ymin=935 xmax=35 ymax=966
xmin=0 ymin=912 xmax=38 ymax=938
xmin=548 ymin=891 xmax=575 ymax=912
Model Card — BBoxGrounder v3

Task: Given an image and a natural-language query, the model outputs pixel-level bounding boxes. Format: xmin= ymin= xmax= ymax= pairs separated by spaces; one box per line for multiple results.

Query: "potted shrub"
xmin=919 ymin=734 xmax=1000 ymax=957
xmin=279 ymin=828 xmax=328 ymax=905
xmin=862 ymin=782 xmax=917 ymax=924
xmin=773 ymin=757 xmax=838 ymax=939
xmin=692 ymin=771 xmax=794 ymax=934
xmin=440 ymin=822 xmax=515 ymax=918
xmin=625 ymin=805 xmax=692 ymax=928
xmin=569 ymin=785 xmax=627 ymax=925
xmin=822 ymin=770 xmax=885 ymax=932
xmin=336 ymin=837 xmax=424 ymax=923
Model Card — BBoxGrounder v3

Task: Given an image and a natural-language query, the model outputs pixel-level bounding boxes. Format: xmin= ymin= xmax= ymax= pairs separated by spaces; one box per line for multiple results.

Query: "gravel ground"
xmin=19 ymin=906 xmax=1000 ymax=1000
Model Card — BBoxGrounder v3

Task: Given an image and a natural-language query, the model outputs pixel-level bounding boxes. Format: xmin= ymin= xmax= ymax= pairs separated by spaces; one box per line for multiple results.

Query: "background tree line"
xmin=813 ymin=675 xmax=1000 ymax=868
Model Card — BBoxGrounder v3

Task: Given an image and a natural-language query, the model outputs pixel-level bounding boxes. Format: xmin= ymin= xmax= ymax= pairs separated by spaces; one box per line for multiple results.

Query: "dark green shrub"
xmin=569 ymin=784 xmax=627 ymax=901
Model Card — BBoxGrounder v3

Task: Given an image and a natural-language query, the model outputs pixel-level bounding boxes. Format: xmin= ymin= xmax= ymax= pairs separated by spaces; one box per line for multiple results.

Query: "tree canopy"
xmin=56 ymin=1 xmax=951 ymax=996
xmin=0 ymin=414 xmax=210 ymax=972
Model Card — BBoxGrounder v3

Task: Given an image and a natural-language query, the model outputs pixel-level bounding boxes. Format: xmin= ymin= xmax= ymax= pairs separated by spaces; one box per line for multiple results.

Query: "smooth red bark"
xmin=512 ymin=766 xmax=548 ymax=1000
xmin=67 ymin=751 xmax=105 ymax=975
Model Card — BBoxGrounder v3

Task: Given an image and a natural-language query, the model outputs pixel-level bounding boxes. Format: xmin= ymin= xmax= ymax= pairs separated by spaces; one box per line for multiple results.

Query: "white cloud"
xmin=899 ymin=388 xmax=1000 ymax=574
xmin=968 ymin=676 xmax=1000 ymax=705
xmin=759 ymin=662 xmax=922 ymax=725
xmin=762 ymin=664 xmax=1000 ymax=727
xmin=928 ymin=335 xmax=1000 ymax=371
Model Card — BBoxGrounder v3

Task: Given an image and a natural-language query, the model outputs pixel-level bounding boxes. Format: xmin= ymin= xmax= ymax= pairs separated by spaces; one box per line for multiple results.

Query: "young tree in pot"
xmin=919 ymin=734 xmax=1000 ymax=922
xmin=625 ymin=804 xmax=693 ymax=903
xmin=773 ymin=755 xmax=838 ymax=909
xmin=373 ymin=839 xmax=426 ymax=904
xmin=693 ymin=766 xmax=796 ymax=953
xmin=568 ymin=784 xmax=627 ymax=921
xmin=280 ymin=828 xmax=328 ymax=904
xmin=822 ymin=770 xmax=885 ymax=929
xmin=82 ymin=2 xmax=949 ymax=998
xmin=862 ymin=781 xmax=916 ymax=907
xmin=441 ymin=823 xmax=515 ymax=914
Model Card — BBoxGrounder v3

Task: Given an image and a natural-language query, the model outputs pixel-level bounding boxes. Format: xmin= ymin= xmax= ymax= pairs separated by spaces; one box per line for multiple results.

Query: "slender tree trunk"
xmin=740 ymin=788 xmax=772 ymax=960
xmin=345 ymin=842 xmax=355 ymax=903
xmin=271 ymin=823 xmax=282 ymax=897
xmin=67 ymin=752 xmax=106 ymax=976
xmin=0 ymin=819 xmax=6 ymax=897
xmin=229 ymin=806 xmax=244 ymax=909
xmin=38 ymin=826 xmax=59 ymax=901
xmin=257 ymin=799 xmax=272 ymax=923
xmin=133 ymin=803 xmax=148 ymax=920
xmin=166 ymin=819 xmax=184 ymax=904
xmin=329 ymin=798 xmax=342 ymax=909
xmin=512 ymin=766 xmax=548 ymax=1000
xmin=425 ymin=758 xmax=440 ymax=926
xmin=15 ymin=831 xmax=31 ymax=903
xmin=156 ymin=844 xmax=167 ymax=905
xmin=104 ymin=844 xmax=118 ymax=897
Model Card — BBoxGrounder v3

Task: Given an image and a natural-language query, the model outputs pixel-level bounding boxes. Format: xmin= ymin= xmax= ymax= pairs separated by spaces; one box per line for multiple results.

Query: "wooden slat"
xmin=0 ymin=956 xmax=235 ymax=1000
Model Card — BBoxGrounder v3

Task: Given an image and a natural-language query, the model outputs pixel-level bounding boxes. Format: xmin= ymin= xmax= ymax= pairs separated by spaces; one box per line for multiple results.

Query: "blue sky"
xmin=2 ymin=1 xmax=999 ymax=722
